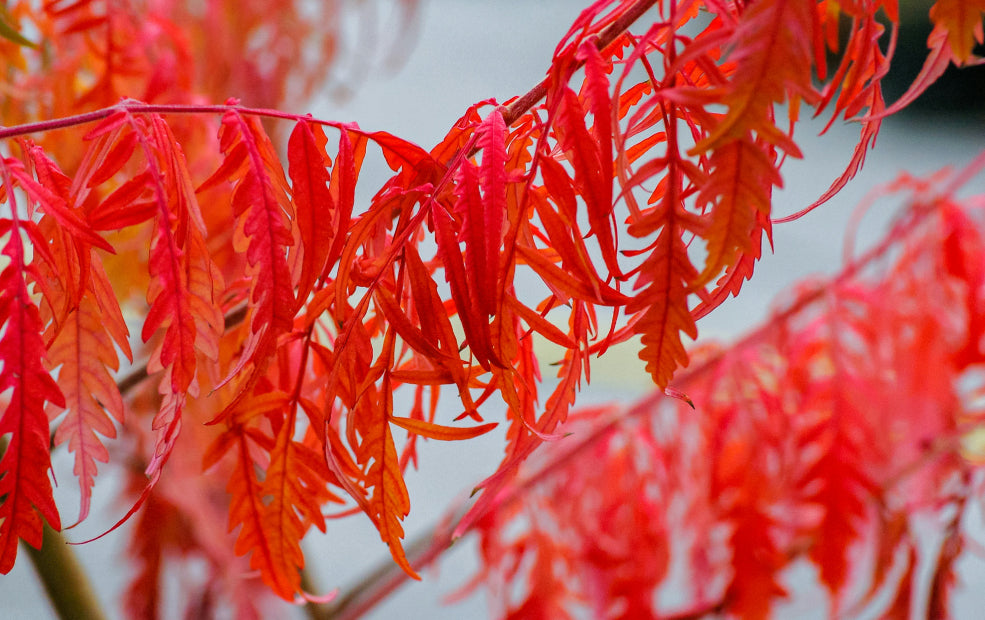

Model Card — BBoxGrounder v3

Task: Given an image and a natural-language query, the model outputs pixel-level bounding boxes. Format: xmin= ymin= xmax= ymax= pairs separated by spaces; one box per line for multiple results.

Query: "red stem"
xmin=499 ymin=0 xmax=660 ymax=127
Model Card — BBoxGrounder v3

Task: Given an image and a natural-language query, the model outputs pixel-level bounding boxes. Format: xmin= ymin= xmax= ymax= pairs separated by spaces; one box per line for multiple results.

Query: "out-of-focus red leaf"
xmin=929 ymin=0 xmax=985 ymax=63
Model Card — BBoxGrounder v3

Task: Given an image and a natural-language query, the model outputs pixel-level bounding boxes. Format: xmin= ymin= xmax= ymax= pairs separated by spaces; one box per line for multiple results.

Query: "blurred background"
xmin=1 ymin=0 xmax=983 ymax=618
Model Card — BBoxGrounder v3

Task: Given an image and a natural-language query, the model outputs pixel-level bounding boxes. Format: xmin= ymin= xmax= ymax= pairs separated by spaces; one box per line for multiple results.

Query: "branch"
xmin=315 ymin=503 xmax=466 ymax=620
xmin=22 ymin=524 xmax=109 ymax=620
xmin=7 ymin=1 xmax=662 ymax=616
xmin=0 ymin=101 xmax=423 ymax=153
xmin=499 ymin=0 xmax=661 ymax=127
xmin=117 ymin=302 xmax=247 ymax=396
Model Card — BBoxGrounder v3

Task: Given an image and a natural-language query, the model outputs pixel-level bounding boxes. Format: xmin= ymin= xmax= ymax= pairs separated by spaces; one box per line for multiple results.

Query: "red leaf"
xmin=374 ymin=286 xmax=444 ymax=360
xmin=555 ymin=87 xmax=621 ymax=277
xmin=85 ymin=130 xmax=139 ymax=188
xmin=143 ymin=221 xmax=198 ymax=392
xmin=218 ymin=112 xmax=296 ymax=389
xmin=432 ymin=199 xmax=495 ymax=369
xmin=629 ymin=228 xmax=699 ymax=390
xmin=327 ymin=128 xmax=359 ymax=270
xmin=723 ymin=498 xmax=789 ymax=619
xmin=474 ymin=109 xmax=507 ymax=316
xmin=5 ymin=158 xmax=112 ymax=252
xmin=89 ymin=171 xmax=158 ymax=230
xmin=516 ymin=243 xmax=629 ymax=307
xmin=0 ymin=203 xmax=64 ymax=573
xmin=288 ymin=120 xmax=334 ymax=303
xmin=576 ymin=40 xmax=614 ymax=199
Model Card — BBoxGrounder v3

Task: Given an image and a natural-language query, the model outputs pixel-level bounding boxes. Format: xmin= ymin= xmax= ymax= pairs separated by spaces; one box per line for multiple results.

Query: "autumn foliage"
xmin=463 ymin=158 xmax=985 ymax=618
xmin=0 ymin=0 xmax=983 ymax=618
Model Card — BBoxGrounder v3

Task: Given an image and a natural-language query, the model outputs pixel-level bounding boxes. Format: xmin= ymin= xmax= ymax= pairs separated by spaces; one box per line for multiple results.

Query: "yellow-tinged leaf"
xmin=930 ymin=0 xmax=985 ymax=64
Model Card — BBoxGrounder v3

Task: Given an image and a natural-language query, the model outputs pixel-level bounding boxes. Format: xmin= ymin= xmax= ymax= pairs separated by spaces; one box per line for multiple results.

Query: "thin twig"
xmin=499 ymin=0 xmax=661 ymax=127
xmin=116 ymin=302 xmax=247 ymax=396
xmin=317 ymin=505 xmax=464 ymax=620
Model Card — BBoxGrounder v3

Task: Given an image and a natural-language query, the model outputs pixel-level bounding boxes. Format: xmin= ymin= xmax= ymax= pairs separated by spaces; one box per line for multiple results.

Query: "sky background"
xmin=2 ymin=1 xmax=984 ymax=618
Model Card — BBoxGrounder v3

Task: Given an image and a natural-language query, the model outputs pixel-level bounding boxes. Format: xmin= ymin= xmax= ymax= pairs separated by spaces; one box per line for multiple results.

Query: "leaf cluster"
xmin=0 ymin=0 xmax=981 ymax=617
xmin=465 ymin=159 xmax=985 ymax=618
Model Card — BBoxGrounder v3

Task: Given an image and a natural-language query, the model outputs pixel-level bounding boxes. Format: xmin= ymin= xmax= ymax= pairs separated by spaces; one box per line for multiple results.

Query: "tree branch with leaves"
xmin=0 ymin=0 xmax=983 ymax=617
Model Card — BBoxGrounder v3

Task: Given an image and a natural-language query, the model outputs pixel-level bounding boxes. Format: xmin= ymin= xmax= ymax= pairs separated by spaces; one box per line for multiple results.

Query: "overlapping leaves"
xmin=465 ymin=159 xmax=985 ymax=618
xmin=0 ymin=0 xmax=979 ymax=615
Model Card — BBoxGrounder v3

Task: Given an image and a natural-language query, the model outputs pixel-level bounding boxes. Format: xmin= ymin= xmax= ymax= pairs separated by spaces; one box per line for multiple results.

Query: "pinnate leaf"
xmin=213 ymin=112 xmax=296 ymax=395
xmin=288 ymin=120 xmax=334 ymax=303
xmin=630 ymin=227 xmax=699 ymax=389
xmin=46 ymin=294 xmax=126 ymax=523
xmin=353 ymin=380 xmax=418 ymax=579
xmin=691 ymin=0 xmax=817 ymax=155
xmin=695 ymin=137 xmax=778 ymax=287
xmin=0 ymin=202 xmax=65 ymax=573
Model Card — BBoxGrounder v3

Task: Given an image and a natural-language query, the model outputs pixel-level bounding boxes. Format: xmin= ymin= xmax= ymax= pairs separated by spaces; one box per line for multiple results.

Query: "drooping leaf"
xmin=630 ymin=227 xmax=699 ymax=390
xmin=288 ymin=120 xmax=335 ymax=303
xmin=453 ymin=109 xmax=509 ymax=321
xmin=218 ymin=423 xmax=300 ymax=600
xmin=214 ymin=111 xmax=296 ymax=394
xmin=432 ymin=197 xmax=495 ymax=369
xmin=691 ymin=0 xmax=818 ymax=156
xmin=46 ymin=294 xmax=126 ymax=523
xmin=0 ymin=191 xmax=65 ymax=573
xmin=695 ymin=136 xmax=778 ymax=287
xmin=554 ymin=86 xmax=621 ymax=278
xmin=352 ymin=375 xmax=419 ymax=579
xmin=389 ymin=416 xmax=498 ymax=441
xmin=259 ymin=413 xmax=342 ymax=600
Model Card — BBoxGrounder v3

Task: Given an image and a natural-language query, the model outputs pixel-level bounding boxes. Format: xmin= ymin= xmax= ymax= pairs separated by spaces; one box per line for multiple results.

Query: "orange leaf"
xmin=390 ymin=416 xmax=497 ymax=441
xmin=930 ymin=0 xmax=985 ymax=64
xmin=694 ymin=136 xmax=778 ymax=287
xmin=690 ymin=0 xmax=817 ymax=156
xmin=352 ymin=378 xmax=419 ymax=579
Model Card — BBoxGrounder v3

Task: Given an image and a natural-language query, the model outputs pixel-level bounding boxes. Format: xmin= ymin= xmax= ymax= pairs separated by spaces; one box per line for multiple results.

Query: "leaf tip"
xmin=664 ymin=386 xmax=694 ymax=409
